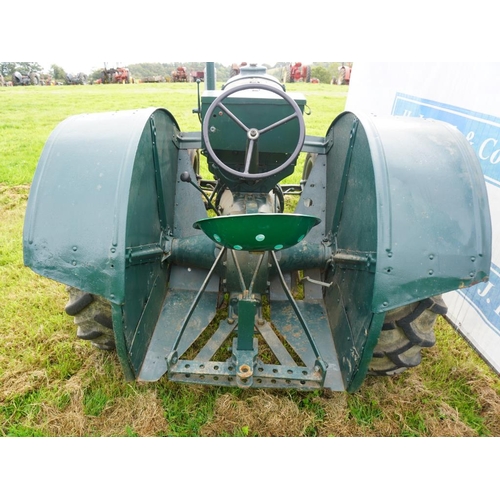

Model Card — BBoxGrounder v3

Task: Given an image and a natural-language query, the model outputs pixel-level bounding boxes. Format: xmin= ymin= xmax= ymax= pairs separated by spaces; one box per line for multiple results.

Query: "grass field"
xmin=1 ymin=82 xmax=500 ymax=437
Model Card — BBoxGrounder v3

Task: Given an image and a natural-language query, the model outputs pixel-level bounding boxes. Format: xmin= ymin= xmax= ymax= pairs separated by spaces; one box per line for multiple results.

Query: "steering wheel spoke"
xmin=216 ymin=101 xmax=249 ymax=132
xmin=259 ymin=112 xmax=299 ymax=135
xmin=243 ymin=139 xmax=256 ymax=174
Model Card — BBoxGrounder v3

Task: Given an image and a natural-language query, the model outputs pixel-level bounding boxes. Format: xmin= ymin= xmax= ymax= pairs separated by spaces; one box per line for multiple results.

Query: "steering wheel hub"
xmin=247 ymin=128 xmax=259 ymax=140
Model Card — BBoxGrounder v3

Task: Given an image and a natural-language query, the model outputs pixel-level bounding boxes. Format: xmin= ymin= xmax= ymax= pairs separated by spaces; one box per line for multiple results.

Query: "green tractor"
xmin=23 ymin=63 xmax=492 ymax=392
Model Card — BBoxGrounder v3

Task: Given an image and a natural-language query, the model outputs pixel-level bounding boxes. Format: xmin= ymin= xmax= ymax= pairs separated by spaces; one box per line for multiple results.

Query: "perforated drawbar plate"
xmin=193 ymin=213 xmax=321 ymax=251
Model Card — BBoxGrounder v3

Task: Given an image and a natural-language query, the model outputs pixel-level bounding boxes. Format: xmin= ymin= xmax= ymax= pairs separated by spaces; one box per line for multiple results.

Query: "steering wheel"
xmin=202 ymin=83 xmax=305 ymax=180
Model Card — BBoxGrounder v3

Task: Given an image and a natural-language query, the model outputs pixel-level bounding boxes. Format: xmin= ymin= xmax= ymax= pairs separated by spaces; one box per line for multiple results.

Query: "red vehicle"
xmin=171 ymin=67 xmax=188 ymax=82
xmin=285 ymin=62 xmax=311 ymax=83
xmin=99 ymin=66 xmax=132 ymax=84
xmin=337 ymin=64 xmax=351 ymax=85
xmin=114 ymin=67 xmax=131 ymax=84
xmin=190 ymin=70 xmax=204 ymax=82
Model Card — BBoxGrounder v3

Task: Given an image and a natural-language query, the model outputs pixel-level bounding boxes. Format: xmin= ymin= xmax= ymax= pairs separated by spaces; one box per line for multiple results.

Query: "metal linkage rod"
xmin=171 ymin=247 xmax=227 ymax=354
xmin=270 ymin=250 xmax=324 ymax=361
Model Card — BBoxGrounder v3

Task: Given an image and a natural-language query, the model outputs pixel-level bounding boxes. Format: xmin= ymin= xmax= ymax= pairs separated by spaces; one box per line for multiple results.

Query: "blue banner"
xmin=457 ymin=263 xmax=500 ymax=337
xmin=392 ymin=94 xmax=500 ymax=187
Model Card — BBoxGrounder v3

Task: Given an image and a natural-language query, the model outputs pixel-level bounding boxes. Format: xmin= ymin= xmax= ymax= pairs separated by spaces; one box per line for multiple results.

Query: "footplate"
xmin=167 ymin=338 xmax=327 ymax=390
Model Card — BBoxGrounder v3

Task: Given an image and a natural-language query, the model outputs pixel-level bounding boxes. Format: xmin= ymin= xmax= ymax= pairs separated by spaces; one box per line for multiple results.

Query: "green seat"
xmin=193 ymin=213 xmax=321 ymax=252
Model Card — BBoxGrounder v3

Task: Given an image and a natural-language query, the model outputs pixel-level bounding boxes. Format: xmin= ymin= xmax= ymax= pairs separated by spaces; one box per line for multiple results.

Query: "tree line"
xmin=1 ymin=62 xmax=350 ymax=84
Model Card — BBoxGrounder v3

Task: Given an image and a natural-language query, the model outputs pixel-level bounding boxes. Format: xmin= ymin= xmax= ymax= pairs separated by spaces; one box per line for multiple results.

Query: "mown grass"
xmin=1 ymin=82 xmax=499 ymax=437
xmin=0 ymin=82 xmax=345 ymax=185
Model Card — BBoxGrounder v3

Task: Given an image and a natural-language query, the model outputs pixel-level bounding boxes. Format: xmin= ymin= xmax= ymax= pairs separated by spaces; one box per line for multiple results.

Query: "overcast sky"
xmin=4 ymin=1 xmax=496 ymax=70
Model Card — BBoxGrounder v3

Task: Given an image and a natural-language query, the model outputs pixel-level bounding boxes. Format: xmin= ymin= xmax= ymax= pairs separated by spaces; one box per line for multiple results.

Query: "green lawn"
xmin=0 ymin=82 xmax=347 ymax=185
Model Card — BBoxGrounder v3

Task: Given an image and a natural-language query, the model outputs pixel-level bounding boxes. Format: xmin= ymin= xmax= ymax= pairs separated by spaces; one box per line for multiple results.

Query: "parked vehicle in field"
xmin=65 ymin=72 xmax=87 ymax=85
xmin=23 ymin=62 xmax=492 ymax=392
xmin=12 ymin=70 xmax=41 ymax=86
xmin=97 ymin=66 xmax=132 ymax=84
xmin=338 ymin=64 xmax=351 ymax=85
xmin=284 ymin=62 xmax=311 ymax=83
xmin=171 ymin=66 xmax=188 ymax=82
xmin=114 ymin=67 xmax=131 ymax=83
xmin=190 ymin=70 xmax=204 ymax=82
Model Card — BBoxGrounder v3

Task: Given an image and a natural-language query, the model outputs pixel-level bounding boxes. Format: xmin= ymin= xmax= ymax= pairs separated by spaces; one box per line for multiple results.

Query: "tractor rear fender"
xmin=324 ymin=111 xmax=492 ymax=314
xmin=309 ymin=111 xmax=492 ymax=390
xmin=23 ymin=107 xmax=210 ymax=380
xmin=24 ymin=107 xmax=181 ymax=304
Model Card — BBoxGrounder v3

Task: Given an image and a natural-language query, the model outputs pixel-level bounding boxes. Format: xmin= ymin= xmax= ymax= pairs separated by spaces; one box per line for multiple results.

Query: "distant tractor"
xmin=284 ymin=62 xmax=311 ymax=83
xmin=114 ymin=67 xmax=132 ymax=84
xmin=100 ymin=66 xmax=132 ymax=84
xmin=12 ymin=70 xmax=41 ymax=86
xmin=65 ymin=73 xmax=87 ymax=85
xmin=338 ymin=64 xmax=352 ymax=85
xmin=172 ymin=67 xmax=188 ymax=82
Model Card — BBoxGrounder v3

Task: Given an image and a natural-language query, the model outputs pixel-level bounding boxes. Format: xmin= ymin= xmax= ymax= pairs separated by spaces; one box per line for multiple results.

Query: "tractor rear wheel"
xmin=65 ymin=287 xmax=116 ymax=351
xmin=368 ymin=295 xmax=447 ymax=376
